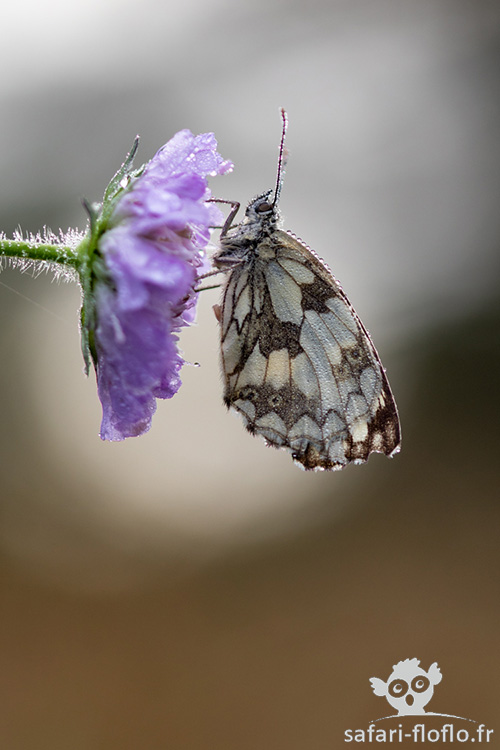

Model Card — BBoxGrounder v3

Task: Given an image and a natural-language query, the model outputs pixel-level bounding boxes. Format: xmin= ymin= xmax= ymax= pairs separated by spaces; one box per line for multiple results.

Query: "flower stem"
xmin=0 ymin=238 xmax=79 ymax=267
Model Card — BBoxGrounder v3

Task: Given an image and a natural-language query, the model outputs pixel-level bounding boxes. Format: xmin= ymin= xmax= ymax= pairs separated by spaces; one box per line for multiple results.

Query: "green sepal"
xmin=102 ymin=136 xmax=141 ymax=208
xmin=76 ymin=138 xmax=142 ymax=374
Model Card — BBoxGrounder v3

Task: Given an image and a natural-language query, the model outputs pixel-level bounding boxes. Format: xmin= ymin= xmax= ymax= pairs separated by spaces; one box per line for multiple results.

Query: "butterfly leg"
xmin=195 ymin=282 xmax=222 ymax=292
xmin=207 ymin=198 xmax=241 ymax=237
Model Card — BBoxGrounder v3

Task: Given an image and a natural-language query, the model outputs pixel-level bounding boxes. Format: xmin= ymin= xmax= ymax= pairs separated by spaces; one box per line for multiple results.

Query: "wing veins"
xmin=297 ymin=319 xmax=331 ymax=428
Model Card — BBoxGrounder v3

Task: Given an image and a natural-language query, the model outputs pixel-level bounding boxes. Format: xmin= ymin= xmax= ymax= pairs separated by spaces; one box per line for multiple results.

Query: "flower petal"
xmin=91 ymin=130 xmax=232 ymax=440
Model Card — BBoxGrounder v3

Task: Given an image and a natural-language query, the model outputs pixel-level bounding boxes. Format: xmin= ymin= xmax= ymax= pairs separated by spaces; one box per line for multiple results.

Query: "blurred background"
xmin=1 ymin=0 xmax=499 ymax=747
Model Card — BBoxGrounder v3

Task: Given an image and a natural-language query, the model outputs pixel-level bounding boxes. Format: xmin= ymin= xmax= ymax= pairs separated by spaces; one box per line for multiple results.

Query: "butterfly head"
xmin=244 ymin=189 xmax=279 ymax=229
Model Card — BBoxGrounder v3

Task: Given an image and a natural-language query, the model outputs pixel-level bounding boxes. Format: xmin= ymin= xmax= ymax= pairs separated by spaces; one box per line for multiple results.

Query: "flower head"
xmin=79 ymin=131 xmax=232 ymax=440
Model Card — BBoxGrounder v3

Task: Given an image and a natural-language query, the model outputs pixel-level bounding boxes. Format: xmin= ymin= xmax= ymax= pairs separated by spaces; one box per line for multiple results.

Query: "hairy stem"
xmin=0 ymin=238 xmax=79 ymax=267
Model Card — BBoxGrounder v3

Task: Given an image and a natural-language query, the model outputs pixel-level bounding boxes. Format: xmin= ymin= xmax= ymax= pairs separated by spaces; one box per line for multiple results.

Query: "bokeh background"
xmin=1 ymin=0 xmax=499 ymax=747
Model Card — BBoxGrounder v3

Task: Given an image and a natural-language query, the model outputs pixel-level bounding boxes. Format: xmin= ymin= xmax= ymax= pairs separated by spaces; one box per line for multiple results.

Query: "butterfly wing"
xmin=218 ymin=230 xmax=401 ymax=471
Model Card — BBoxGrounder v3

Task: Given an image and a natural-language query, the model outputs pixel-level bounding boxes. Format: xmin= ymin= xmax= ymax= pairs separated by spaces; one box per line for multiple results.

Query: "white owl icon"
xmin=370 ymin=658 xmax=442 ymax=716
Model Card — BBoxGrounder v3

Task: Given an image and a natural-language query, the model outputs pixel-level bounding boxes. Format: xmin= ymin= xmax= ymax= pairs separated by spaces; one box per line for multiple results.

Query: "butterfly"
xmin=212 ymin=109 xmax=401 ymax=471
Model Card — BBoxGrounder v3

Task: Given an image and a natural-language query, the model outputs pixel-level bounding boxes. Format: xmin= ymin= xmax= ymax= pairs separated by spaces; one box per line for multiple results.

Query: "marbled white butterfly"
xmin=212 ymin=110 xmax=401 ymax=471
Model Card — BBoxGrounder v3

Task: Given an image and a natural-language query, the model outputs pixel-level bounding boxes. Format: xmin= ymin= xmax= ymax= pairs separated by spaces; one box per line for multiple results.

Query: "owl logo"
xmin=370 ymin=659 xmax=442 ymax=716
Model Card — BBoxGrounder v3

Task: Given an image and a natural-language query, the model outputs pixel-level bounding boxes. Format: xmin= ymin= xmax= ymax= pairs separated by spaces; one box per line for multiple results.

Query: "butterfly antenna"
xmin=272 ymin=108 xmax=289 ymax=208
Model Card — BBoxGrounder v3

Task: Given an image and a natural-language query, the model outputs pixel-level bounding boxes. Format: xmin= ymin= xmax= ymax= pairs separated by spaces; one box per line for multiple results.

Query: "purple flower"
xmin=92 ymin=130 xmax=232 ymax=440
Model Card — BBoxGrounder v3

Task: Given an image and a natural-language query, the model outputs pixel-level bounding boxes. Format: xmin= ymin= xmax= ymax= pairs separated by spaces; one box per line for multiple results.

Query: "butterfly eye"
xmin=256 ymin=201 xmax=273 ymax=213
